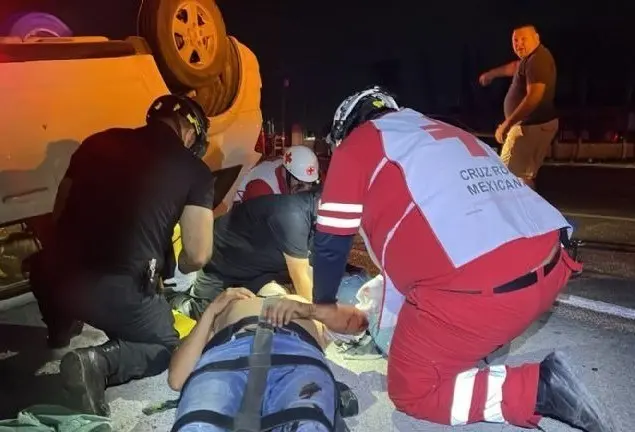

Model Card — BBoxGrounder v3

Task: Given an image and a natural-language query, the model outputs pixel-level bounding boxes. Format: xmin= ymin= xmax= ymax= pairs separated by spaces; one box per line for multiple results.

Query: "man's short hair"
xmin=513 ymin=24 xmax=538 ymax=32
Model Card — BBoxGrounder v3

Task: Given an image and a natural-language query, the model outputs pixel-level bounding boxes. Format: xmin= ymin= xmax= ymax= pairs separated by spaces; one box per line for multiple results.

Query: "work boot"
xmin=47 ymin=320 xmax=84 ymax=349
xmin=536 ymin=351 xmax=614 ymax=432
xmin=60 ymin=340 xmax=119 ymax=417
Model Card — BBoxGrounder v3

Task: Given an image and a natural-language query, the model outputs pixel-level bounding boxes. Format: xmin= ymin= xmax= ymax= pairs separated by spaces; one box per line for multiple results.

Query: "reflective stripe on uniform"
xmin=450 ymin=366 xmax=508 ymax=425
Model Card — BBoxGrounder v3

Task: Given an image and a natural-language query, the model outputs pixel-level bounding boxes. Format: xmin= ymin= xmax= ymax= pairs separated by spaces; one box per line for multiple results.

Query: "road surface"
xmin=0 ymin=299 xmax=632 ymax=431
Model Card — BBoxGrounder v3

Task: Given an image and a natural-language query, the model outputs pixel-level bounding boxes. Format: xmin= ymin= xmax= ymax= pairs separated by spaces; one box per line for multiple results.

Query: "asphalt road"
xmin=536 ymin=164 xmax=635 ymax=310
xmin=0 ymin=300 xmax=634 ymax=431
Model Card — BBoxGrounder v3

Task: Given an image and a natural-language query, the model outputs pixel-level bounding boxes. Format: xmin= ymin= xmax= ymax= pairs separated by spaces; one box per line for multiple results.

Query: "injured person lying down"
xmin=168 ymin=283 xmax=368 ymax=432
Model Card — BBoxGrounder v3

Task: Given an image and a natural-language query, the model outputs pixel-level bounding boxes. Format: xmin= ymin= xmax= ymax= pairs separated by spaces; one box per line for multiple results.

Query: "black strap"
xmin=171 ymin=406 xmax=334 ymax=432
xmin=234 ymin=314 xmax=275 ymax=432
xmin=493 ymin=247 xmax=561 ymax=294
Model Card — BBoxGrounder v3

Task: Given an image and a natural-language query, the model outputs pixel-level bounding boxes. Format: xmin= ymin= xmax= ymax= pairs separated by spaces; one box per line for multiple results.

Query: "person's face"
xmin=289 ymin=176 xmax=313 ymax=194
xmin=181 ymin=125 xmax=196 ymax=149
xmin=512 ymin=27 xmax=540 ymax=59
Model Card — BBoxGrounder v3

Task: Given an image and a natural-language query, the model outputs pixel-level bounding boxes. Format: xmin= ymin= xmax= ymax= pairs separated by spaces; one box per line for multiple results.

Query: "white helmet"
xmin=282 ymin=145 xmax=320 ymax=183
xmin=326 ymin=86 xmax=399 ymax=148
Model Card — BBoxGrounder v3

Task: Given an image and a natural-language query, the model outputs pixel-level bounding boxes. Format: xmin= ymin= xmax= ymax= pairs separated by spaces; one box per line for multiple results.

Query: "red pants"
xmin=386 ymin=249 xmax=580 ymax=427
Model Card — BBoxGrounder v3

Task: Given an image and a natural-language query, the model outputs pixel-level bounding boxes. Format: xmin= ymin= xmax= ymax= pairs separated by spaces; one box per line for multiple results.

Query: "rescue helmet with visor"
xmin=326 ymin=86 xmax=399 ymax=150
xmin=146 ymin=94 xmax=211 ymax=158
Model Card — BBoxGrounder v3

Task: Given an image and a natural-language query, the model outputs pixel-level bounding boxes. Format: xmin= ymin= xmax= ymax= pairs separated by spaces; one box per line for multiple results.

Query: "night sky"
xmin=219 ymin=0 xmax=635 ymax=133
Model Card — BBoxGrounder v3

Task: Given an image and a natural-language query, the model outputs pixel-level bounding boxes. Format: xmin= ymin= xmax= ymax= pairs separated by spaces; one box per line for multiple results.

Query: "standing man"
xmin=168 ymin=187 xmax=321 ymax=319
xmin=29 ymin=95 xmax=217 ymax=416
xmin=309 ymin=86 xmax=611 ymax=431
xmin=233 ymin=145 xmax=320 ymax=203
xmin=479 ymin=24 xmax=558 ymax=189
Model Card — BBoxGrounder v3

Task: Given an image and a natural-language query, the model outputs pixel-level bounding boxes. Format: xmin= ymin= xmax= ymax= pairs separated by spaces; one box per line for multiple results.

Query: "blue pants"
xmin=175 ymin=332 xmax=336 ymax=432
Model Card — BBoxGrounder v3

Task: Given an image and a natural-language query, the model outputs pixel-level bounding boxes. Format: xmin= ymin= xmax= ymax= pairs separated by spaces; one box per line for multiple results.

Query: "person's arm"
xmin=480 ymin=60 xmax=520 ymax=84
xmin=168 ymin=287 xmax=255 ymax=391
xmin=167 ymin=301 xmax=217 ymax=391
xmin=503 ymin=55 xmax=550 ymax=126
xmin=52 ymin=135 xmax=97 ymax=223
xmin=284 ymin=254 xmax=312 ymax=300
xmin=178 ymin=165 xmax=216 ymax=274
xmin=179 ymin=206 xmax=213 ymax=273
xmin=312 ymin=233 xmax=354 ymax=303
xmin=312 ymin=131 xmax=369 ymax=303
xmin=269 ymin=211 xmax=313 ymax=300
xmin=309 ymin=303 xmax=368 ymax=334
xmin=264 ymin=299 xmax=368 ymax=334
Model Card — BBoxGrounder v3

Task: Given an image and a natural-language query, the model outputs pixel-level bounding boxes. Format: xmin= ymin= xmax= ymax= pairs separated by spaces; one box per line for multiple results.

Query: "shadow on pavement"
xmin=0 ymin=323 xmax=67 ymax=418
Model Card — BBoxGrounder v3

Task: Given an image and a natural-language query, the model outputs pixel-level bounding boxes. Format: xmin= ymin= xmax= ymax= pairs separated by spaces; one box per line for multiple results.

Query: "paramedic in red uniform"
xmin=233 ymin=145 xmax=320 ymax=203
xmin=310 ymin=86 xmax=611 ymax=431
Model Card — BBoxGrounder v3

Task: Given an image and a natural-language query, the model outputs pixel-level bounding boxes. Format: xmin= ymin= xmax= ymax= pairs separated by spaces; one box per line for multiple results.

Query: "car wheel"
xmin=216 ymin=36 xmax=241 ymax=113
xmin=193 ymin=36 xmax=241 ymax=117
xmin=138 ymin=0 xmax=228 ymax=90
xmin=5 ymin=12 xmax=73 ymax=39
xmin=192 ymin=80 xmax=222 ymax=116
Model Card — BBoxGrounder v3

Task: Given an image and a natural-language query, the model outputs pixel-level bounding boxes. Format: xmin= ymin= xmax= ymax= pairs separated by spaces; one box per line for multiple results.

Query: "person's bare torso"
xmin=212 ymin=296 xmax=328 ymax=349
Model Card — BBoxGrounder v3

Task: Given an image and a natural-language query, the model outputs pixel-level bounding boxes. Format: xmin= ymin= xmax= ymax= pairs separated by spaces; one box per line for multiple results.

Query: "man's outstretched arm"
xmin=310 ymin=303 xmax=369 ymax=334
xmin=264 ymin=298 xmax=368 ymax=335
xmin=167 ymin=304 xmax=217 ymax=391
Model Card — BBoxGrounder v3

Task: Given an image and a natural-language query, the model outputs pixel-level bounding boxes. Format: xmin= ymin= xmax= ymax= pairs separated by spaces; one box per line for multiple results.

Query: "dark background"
xmin=218 ymin=0 xmax=635 ymax=133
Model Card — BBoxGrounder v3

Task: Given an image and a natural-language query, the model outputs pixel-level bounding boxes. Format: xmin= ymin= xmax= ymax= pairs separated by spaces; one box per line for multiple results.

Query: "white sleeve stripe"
xmin=316 ymin=215 xmax=361 ymax=229
xmin=450 ymin=368 xmax=477 ymax=425
xmin=483 ymin=365 xmax=507 ymax=423
xmin=318 ymin=202 xmax=363 ymax=213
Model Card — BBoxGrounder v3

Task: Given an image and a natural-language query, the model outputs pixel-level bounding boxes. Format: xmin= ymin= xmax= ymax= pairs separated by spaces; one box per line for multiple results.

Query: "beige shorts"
xmin=500 ymin=118 xmax=558 ymax=180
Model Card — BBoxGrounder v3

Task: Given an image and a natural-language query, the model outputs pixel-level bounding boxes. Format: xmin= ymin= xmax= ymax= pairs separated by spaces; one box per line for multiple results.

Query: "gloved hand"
xmin=354 ymin=274 xmax=384 ymax=314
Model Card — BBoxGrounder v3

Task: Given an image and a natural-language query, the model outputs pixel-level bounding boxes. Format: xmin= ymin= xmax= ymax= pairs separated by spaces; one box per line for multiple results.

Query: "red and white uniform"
xmin=317 ymin=108 xmax=580 ymax=427
xmin=233 ymin=158 xmax=288 ymax=203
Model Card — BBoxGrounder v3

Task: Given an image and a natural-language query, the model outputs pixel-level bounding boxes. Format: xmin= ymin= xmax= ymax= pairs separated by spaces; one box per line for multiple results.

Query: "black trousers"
xmin=30 ymin=254 xmax=179 ymax=386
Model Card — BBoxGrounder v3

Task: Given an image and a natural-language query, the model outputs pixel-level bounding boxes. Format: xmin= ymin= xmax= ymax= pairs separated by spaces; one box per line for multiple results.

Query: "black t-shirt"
xmin=205 ymin=191 xmax=317 ymax=281
xmin=55 ymin=122 xmax=216 ymax=277
xmin=503 ymin=44 xmax=557 ymax=125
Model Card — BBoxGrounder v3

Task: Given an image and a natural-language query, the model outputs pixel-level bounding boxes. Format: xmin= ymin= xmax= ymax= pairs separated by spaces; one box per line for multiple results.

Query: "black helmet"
xmin=147 ymin=95 xmax=211 ymax=158
xmin=326 ymin=86 xmax=399 ymax=149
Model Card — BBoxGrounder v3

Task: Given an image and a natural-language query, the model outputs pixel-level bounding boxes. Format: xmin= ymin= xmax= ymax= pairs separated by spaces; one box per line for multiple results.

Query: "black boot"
xmin=536 ymin=352 xmax=614 ymax=432
xmin=47 ymin=321 xmax=84 ymax=349
xmin=60 ymin=340 xmax=119 ymax=416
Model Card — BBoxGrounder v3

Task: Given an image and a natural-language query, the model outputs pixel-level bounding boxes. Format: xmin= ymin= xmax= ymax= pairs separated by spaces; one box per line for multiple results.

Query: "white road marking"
xmin=562 ymin=211 xmax=635 ymax=223
xmin=556 ymin=294 xmax=635 ymax=321
xmin=544 ymin=162 xmax=635 ymax=169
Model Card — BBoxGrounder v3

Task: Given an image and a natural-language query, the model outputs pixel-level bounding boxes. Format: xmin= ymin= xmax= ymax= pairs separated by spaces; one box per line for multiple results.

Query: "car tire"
xmin=192 ymin=80 xmax=222 ymax=116
xmin=138 ymin=0 xmax=228 ymax=90
xmin=217 ymin=36 xmax=241 ymax=113
xmin=193 ymin=36 xmax=241 ymax=117
xmin=5 ymin=12 xmax=73 ymax=39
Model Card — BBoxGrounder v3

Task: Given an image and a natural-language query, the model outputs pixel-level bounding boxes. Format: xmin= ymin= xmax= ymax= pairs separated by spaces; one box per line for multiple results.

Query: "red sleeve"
xmin=316 ymin=124 xmax=375 ymax=236
xmin=242 ymin=179 xmax=274 ymax=201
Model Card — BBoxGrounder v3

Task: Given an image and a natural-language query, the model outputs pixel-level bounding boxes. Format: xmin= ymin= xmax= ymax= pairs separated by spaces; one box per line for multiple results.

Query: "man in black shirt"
xmin=168 ymin=187 xmax=320 ymax=320
xmin=29 ymin=95 xmax=217 ymax=416
xmin=479 ymin=24 xmax=558 ymax=189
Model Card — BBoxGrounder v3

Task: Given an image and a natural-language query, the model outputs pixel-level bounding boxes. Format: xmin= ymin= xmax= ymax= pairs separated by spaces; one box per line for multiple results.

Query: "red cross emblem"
xmin=284 ymin=152 xmax=293 ymax=164
xmin=306 ymin=165 xmax=315 ymax=176
xmin=421 ymin=120 xmax=488 ymax=157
